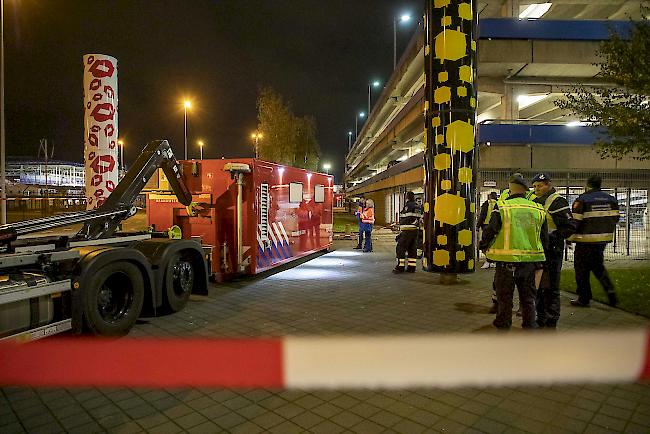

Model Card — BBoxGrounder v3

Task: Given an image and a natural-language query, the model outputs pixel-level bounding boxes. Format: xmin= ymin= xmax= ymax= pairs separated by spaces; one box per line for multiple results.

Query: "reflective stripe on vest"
xmin=543 ymin=192 xmax=560 ymax=232
xmin=568 ymin=232 xmax=614 ymax=243
xmin=486 ymin=198 xmax=546 ymax=263
xmin=486 ymin=199 xmax=496 ymax=221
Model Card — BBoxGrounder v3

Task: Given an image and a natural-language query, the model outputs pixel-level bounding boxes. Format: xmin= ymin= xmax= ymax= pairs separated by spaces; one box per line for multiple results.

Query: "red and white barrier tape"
xmin=0 ymin=330 xmax=648 ymax=389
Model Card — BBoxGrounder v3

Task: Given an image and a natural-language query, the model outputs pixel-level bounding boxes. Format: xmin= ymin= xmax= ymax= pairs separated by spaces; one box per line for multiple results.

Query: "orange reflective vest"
xmin=362 ymin=208 xmax=375 ymax=224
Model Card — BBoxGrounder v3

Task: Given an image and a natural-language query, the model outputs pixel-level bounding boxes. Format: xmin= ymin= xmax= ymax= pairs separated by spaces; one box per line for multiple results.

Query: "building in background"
xmin=344 ymin=0 xmax=649 ymax=259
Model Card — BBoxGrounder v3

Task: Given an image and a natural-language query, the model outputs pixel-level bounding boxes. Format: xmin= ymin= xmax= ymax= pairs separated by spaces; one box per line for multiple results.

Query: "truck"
xmin=0 ymin=140 xmax=209 ymax=341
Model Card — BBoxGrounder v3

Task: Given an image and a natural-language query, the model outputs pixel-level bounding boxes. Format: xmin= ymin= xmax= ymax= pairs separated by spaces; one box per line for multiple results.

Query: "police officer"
xmin=480 ymin=174 xmax=548 ymax=329
xmin=393 ymin=191 xmax=423 ymax=273
xmin=477 ymin=192 xmax=498 ymax=269
xmin=569 ymin=175 xmax=619 ymax=307
xmin=531 ymin=173 xmax=576 ymax=328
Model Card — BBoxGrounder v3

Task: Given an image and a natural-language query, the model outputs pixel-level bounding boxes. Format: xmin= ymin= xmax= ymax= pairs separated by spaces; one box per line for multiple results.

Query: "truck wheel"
xmin=162 ymin=251 xmax=194 ymax=313
xmin=84 ymin=261 xmax=145 ymax=336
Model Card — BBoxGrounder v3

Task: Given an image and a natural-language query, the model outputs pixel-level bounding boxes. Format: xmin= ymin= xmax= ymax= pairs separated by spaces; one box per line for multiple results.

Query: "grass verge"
xmin=560 ymin=266 xmax=650 ymax=318
xmin=333 ymin=212 xmax=359 ymax=233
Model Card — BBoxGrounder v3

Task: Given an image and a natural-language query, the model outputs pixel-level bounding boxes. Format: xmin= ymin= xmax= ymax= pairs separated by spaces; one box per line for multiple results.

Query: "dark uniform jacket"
xmin=532 ymin=188 xmax=576 ymax=254
xmin=479 ymin=193 xmax=549 ymax=255
xmin=399 ymin=200 xmax=423 ymax=230
xmin=569 ymin=188 xmax=619 ymax=244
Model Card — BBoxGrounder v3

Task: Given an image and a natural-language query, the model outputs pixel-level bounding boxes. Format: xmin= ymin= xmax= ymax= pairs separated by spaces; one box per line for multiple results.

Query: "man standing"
xmin=531 ymin=173 xmax=575 ymax=328
xmin=480 ymin=174 xmax=548 ymax=330
xmin=477 ymin=192 xmax=498 ymax=269
xmin=393 ymin=191 xmax=423 ymax=273
xmin=353 ymin=197 xmax=366 ymax=250
xmin=569 ymin=175 xmax=619 ymax=307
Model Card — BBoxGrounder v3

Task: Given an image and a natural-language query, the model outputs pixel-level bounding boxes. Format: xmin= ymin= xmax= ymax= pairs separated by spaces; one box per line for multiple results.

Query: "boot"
xmin=607 ymin=291 xmax=618 ymax=307
xmin=406 ymin=266 xmax=416 ymax=273
xmin=392 ymin=266 xmax=404 ymax=274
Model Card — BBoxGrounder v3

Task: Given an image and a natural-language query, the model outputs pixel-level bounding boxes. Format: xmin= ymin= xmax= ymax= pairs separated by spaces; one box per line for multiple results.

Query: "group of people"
xmin=354 ymin=197 xmax=375 ymax=252
xmin=479 ymin=172 xmax=620 ymax=330
xmin=353 ymin=172 xmax=619 ymax=330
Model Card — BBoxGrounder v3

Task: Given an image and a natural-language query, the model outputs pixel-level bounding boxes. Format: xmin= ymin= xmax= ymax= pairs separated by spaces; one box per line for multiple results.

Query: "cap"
xmin=508 ymin=173 xmax=528 ymax=188
xmin=532 ymin=173 xmax=551 ymax=183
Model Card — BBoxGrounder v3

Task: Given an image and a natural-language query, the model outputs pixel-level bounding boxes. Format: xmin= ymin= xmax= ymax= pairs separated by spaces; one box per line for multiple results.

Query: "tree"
xmin=555 ymin=3 xmax=650 ymax=160
xmin=256 ymin=87 xmax=321 ymax=170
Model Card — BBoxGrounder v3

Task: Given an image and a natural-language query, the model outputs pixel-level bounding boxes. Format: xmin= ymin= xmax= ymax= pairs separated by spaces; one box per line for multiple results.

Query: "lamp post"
xmin=394 ymin=13 xmax=412 ymax=69
xmin=183 ymin=100 xmax=191 ymax=160
xmin=347 ymin=131 xmax=352 ymax=151
xmin=198 ymin=140 xmax=204 ymax=160
xmin=118 ymin=140 xmax=124 ymax=174
xmin=251 ymin=132 xmax=263 ymax=159
xmin=355 ymin=112 xmax=365 ymax=139
xmin=323 ymin=163 xmax=331 ymax=175
xmin=1 ymin=1 xmax=6 ymax=223
xmin=367 ymin=80 xmax=380 ymax=116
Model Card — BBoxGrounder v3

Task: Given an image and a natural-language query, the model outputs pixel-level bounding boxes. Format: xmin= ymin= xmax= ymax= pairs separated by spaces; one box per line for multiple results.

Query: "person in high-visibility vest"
xmin=393 ymin=191 xmax=423 ymax=273
xmin=353 ymin=197 xmax=366 ymax=250
xmin=479 ymin=174 xmax=548 ymax=330
xmin=568 ymin=175 xmax=619 ymax=307
xmin=360 ymin=199 xmax=375 ymax=252
xmin=531 ymin=173 xmax=576 ymax=328
xmin=477 ymin=191 xmax=498 ymax=269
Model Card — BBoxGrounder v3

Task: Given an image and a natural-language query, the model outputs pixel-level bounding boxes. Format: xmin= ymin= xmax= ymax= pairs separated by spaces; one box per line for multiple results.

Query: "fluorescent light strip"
xmin=519 ymin=3 xmax=552 ymax=19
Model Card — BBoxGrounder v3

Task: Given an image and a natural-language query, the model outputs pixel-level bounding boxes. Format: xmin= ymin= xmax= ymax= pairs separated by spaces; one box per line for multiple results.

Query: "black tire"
xmin=84 ymin=261 xmax=145 ymax=336
xmin=162 ymin=251 xmax=195 ymax=313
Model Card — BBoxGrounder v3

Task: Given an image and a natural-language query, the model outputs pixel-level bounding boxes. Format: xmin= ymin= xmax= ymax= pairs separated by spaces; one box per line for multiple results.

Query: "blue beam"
xmin=479 ymin=19 xmax=632 ymax=41
xmin=478 ymin=124 xmax=609 ymax=145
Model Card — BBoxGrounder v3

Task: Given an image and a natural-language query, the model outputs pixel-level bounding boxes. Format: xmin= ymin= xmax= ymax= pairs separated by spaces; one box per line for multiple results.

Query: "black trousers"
xmin=494 ymin=262 xmax=538 ymax=329
xmin=574 ymin=243 xmax=615 ymax=304
xmin=395 ymin=230 xmax=418 ymax=270
xmin=537 ymin=244 xmax=563 ymax=326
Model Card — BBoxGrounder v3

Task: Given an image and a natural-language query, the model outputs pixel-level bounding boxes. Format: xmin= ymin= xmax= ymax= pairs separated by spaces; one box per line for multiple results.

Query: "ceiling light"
xmin=519 ymin=3 xmax=552 ymax=19
xmin=517 ymin=94 xmax=548 ymax=109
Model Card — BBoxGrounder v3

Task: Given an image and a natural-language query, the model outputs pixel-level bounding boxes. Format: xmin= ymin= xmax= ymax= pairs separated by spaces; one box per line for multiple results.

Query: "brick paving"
xmin=2 ymin=239 xmax=650 ymax=433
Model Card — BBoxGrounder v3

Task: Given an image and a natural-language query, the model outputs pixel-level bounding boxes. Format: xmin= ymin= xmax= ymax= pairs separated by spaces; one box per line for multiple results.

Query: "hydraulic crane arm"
xmin=0 ymin=140 xmax=192 ymax=244
xmin=78 ymin=139 xmax=192 ymax=239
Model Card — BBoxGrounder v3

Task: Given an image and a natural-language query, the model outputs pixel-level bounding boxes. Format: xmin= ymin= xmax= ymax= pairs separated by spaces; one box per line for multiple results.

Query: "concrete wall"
xmin=480 ymin=145 xmax=650 ymax=171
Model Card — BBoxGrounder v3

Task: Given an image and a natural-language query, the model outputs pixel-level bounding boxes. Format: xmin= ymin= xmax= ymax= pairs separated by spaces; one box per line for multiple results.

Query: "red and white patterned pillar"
xmin=83 ymin=54 xmax=118 ymax=210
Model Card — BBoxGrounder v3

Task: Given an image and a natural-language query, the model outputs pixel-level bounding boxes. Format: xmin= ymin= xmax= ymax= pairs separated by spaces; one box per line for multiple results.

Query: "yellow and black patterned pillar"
xmin=422 ymin=0 xmax=477 ymax=274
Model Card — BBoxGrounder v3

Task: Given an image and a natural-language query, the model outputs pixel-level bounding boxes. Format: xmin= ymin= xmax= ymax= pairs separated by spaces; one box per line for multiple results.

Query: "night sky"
xmin=5 ymin=0 xmax=422 ymax=180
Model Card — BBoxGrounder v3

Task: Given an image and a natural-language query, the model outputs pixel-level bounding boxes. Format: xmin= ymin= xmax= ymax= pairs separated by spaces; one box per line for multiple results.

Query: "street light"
xmin=323 ymin=163 xmax=331 ymax=175
xmin=251 ymin=132 xmax=263 ymax=159
xmin=1 ymin=1 xmax=7 ymax=223
xmin=347 ymin=131 xmax=353 ymax=151
xmin=198 ymin=140 xmax=204 ymax=160
xmin=394 ymin=13 xmax=412 ymax=69
xmin=368 ymin=80 xmax=380 ymax=116
xmin=118 ymin=140 xmax=124 ymax=173
xmin=355 ymin=112 xmax=365 ymax=139
xmin=183 ymin=100 xmax=191 ymax=160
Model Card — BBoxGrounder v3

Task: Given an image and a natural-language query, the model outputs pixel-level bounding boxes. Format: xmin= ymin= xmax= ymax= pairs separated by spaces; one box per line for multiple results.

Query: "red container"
xmin=147 ymin=159 xmax=333 ymax=281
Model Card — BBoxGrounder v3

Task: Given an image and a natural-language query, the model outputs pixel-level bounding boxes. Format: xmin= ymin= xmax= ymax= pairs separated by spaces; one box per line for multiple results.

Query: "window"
xmin=289 ymin=182 xmax=303 ymax=203
xmin=314 ymin=185 xmax=325 ymax=203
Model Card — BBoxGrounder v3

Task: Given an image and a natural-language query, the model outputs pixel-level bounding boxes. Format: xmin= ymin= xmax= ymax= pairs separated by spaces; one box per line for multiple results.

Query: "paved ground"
xmin=2 ymin=239 xmax=650 ymax=433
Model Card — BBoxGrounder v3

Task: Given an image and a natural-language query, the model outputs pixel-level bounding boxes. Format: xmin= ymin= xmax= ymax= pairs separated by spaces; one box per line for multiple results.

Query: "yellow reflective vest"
xmin=486 ymin=197 xmax=546 ymax=263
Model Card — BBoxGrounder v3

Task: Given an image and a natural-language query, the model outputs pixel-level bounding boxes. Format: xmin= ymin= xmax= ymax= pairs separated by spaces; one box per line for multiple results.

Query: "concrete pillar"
xmin=501 ymin=84 xmax=519 ymax=120
xmin=422 ymin=0 xmax=477 ymax=274
xmin=500 ymin=0 xmax=520 ymax=18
